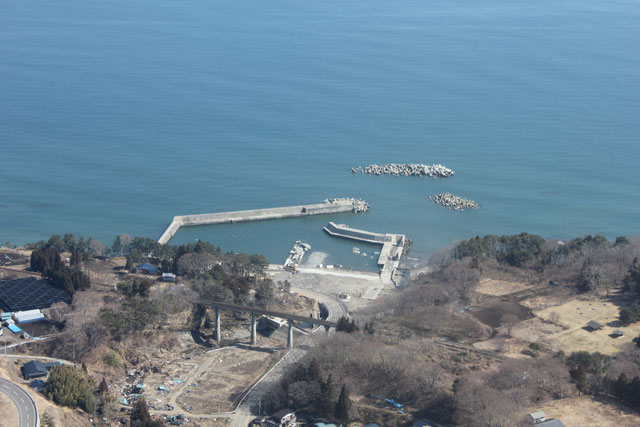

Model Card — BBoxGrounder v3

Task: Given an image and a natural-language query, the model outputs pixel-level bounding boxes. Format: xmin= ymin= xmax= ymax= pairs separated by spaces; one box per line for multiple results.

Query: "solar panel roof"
xmin=0 ymin=277 xmax=72 ymax=311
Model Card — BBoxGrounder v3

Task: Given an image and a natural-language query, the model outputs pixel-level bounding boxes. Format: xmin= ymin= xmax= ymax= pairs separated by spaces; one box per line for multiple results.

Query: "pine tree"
xmin=98 ymin=377 xmax=108 ymax=394
xmin=308 ymin=358 xmax=321 ymax=381
xmin=334 ymin=383 xmax=351 ymax=423
xmin=126 ymin=256 xmax=134 ymax=271
xmin=320 ymin=375 xmax=335 ymax=415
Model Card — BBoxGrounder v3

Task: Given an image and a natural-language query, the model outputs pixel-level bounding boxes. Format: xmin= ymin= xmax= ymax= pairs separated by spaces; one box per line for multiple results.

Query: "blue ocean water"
xmin=1 ymin=0 xmax=639 ymax=269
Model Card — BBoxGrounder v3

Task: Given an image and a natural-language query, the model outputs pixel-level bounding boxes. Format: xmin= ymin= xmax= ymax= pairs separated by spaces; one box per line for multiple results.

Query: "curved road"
xmin=0 ymin=378 xmax=38 ymax=427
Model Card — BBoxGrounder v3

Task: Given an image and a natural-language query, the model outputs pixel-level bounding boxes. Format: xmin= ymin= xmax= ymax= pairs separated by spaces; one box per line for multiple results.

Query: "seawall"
xmin=158 ymin=199 xmax=367 ymax=244
xmin=323 ymin=221 xmax=406 ymax=285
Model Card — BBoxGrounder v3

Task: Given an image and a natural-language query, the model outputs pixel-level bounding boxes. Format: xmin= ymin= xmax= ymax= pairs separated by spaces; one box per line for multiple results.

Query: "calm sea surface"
xmin=1 ymin=0 xmax=639 ymax=269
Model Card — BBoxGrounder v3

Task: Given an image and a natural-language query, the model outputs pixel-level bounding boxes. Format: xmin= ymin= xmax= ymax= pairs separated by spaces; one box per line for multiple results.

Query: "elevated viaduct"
xmin=194 ymin=299 xmax=338 ymax=348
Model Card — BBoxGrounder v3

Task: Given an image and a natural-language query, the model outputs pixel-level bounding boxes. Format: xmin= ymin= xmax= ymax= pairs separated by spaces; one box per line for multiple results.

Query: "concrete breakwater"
xmin=323 ymin=222 xmax=406 ymax=285
xmin=429 ymin=193 xmax=479 ymax=210
xmin=157 ymin=198 xmax=369 ymax=244
xmin=351 ymin=163 xmax=455 ymax=178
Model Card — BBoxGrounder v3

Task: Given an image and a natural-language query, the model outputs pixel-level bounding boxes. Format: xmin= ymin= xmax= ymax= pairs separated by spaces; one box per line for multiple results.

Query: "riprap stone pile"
xmin=429 ymin=193 xmax=479 ymax=210
xmin=351 ymin=163 xmax=455 ymax=178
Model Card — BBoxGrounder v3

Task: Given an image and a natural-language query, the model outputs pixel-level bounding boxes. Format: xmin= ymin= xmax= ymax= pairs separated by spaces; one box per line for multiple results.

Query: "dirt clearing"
xmin=476 ymin=278 xmax=531 ymax=296
xmin=470 ymin=297 xmax=533 ymax=328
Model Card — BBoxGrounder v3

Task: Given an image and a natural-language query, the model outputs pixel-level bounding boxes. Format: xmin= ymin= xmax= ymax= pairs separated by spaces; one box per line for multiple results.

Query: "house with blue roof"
xmin=134 ymin=263 xmax=160 ymax=275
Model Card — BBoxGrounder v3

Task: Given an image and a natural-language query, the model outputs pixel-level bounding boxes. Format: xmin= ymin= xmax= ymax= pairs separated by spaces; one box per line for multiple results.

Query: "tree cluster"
xmin=117 ymin=279 xmax=154 ymax=298
xmin=130 ymin=399 xmax=163 ymax=427
xmin=44 ymin=365 xmax=96 ymax=413
xmin=454 ymin=233 xmax=545 ymax=267
xmin=336 ymin=316 xmax=359 ymax=333
xmin=272 ymin=359 xmax=353 ymax=423
xmin=99 ymin=298 xmax=160 ymax=341
xmin=30 ymin=247 xmax=90 ymax=295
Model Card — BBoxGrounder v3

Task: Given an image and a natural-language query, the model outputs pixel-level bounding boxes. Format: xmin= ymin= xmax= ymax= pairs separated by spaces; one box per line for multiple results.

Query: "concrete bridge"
xmin=194 ymin=299 xmax=338 ymax=348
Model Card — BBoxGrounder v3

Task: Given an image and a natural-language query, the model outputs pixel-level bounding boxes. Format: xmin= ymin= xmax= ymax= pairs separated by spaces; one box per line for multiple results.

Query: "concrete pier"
xmin=215 ymin=307 xmax=221 ymax=343
xmin=251 ymin=313 xmax=257 ymax=345
xmin=287 ymin=319 xmax=294 ymax=348
xmin=158 ymin=198 xmax=369 ymax=244
xmin=323 ymin=222 xmax=406 ymax=285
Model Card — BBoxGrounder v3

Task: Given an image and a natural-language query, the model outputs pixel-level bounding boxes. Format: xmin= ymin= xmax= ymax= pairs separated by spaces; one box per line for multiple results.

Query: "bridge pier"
xmin=215 ymin=307 xmax=221 ymax=343
xmin=251 ymin=313 xmax=257 ymax=345
xmin=287 ymin=319 xmax=294 ymax=348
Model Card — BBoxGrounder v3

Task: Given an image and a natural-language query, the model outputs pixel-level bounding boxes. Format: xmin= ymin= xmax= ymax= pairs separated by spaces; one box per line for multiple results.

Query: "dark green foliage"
xmin=454 ymin=233 xmax=545 ymax=267
xmin=255 ymin=279 xmax=276 ymax=307
xmin=125 ymin=256 xmax=134 ymax=271
xmin=619 ymin=304 xmax=640 ymax=326
xmin=99 ymin=298 xmax=160 ymax=340
xmin=363 ymin=322 xmax=375 ymax=335
xmin=319 ymin=375 xmax=335 ymax=415
xmin=130 ymin=399 xmax=163 ymax=427
xmin=30 ymin=247 xmax=90 ymax=295
xmin=250 ymin=254 xmax=269 ymax=268
xmin=40 ymin=413 xmax=56 ymax=427
xmin=615 ymin=236 xmax=631 ymax=247
xmin=334 ymin=383 xmax=352 ymax=423
xmin=98 ymin=377 xmax=108 ymax=394
xmin=190 ymin=303 xmax=206 ymax=331
xmin=336 ymin=316 xmax=359 ymax=333
xmin=117 ymin=279 xmax=153 ymax=298
xmin=307 ymin=358 xmax=322 ymax=381
xmin=624 ymin=257 xmax=640 ymax=291
xmin=276 ymin=361 xmax=341 ymax=418
xmin=44 ymin=365 xmax=96 ymax=413
xmin=599 ymin=372 xmax=640 ymax=410
xmin=566 ymin=351 xmax=610 ymax=394
xmin=99 ymin=309 xmax=127 ymax=340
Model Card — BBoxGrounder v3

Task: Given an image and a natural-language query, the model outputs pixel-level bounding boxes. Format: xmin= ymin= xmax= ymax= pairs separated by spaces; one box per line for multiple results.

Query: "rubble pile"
xmin=324 ymin=197 xmax=370 ymax=213
xmin=351 ymin=163 xmax=455 ymax=178
xmin=429 ymin=193 xmax=480 ymax=211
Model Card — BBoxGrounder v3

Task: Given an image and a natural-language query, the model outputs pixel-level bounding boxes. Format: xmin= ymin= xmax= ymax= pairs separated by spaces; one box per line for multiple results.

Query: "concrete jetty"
xmin=157 ymin=198 xmax=369 ymax=244
xmin=323 ymin=222 xmax=406 ymax=285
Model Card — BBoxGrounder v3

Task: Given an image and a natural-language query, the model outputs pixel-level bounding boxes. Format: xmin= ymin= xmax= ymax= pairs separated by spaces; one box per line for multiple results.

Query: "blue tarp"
xmin=8 ymin=324 xmax=22 ymax=333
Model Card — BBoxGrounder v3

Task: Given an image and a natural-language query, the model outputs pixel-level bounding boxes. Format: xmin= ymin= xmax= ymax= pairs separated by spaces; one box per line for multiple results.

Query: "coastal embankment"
xmin=323 ymin=222 xmax=405 ymax=285
xmin=158 ymin=198 xmax=369 ymax=244
xmin=351 ymin=163 xmax=455 ymax=177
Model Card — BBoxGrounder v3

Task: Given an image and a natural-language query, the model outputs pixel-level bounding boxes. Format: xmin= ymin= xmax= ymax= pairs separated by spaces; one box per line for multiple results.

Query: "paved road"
xmin=0 ymin=378 xmax=38 ymax=427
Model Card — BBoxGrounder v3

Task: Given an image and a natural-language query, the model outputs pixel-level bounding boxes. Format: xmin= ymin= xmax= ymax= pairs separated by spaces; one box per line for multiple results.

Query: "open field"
xmin=476 ymin=278 xmax=532 ymax=296
xmin=144 ymin=345 xmax=278 ymax=414
xmin=535 ymin=298 xmax=640 ymax=355
xmin=537 ymin=395 xmax=640 ymax=427
xmin=267 ymin=265 xmax=389 ymax=311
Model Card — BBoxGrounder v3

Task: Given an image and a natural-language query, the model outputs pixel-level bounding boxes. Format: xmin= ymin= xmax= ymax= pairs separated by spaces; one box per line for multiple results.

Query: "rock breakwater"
xmin=429 ymin=193 xmax=479 ymax=211
xmin=324 ymin=197 xmax=370 ymax=213
xmin=351 ymin=163 xmax=455 ymax=178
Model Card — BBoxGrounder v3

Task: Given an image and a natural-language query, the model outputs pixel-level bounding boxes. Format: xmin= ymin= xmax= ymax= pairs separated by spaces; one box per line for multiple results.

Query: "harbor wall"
xmin=158 ymin=201 xmax=355 ymax=244
xmin=323 ymin=222 xmax=391 ymax=244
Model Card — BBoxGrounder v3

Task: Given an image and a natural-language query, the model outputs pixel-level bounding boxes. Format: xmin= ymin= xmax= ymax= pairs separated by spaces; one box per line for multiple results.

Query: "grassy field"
xmin=537 ymin=395 xmax=640 ymax=427
xmin=535 ymin=298 xmax=640 ymax=355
